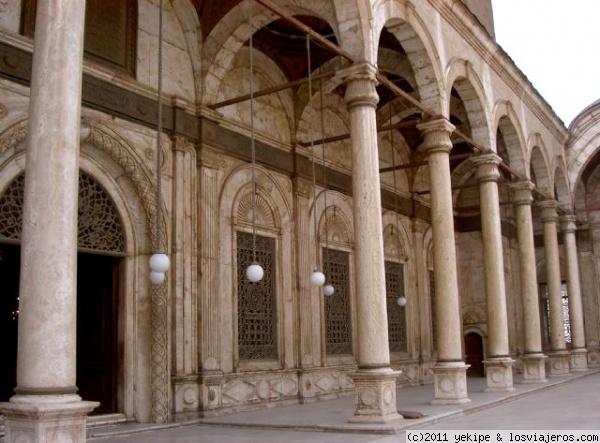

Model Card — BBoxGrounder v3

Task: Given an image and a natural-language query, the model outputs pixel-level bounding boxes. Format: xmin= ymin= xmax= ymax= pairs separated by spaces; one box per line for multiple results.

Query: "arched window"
xmin=236 ymin=231 xmax=277 ymax=360
xmin=385 ymin=261 xmax=407 ymax=352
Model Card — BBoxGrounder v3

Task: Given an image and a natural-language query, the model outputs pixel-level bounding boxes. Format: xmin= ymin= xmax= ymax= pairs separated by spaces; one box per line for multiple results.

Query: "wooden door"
xmin=465 ymin=332 xmax=484 ymax=377
xmin=76 ymin=252 xmax=118 ymax=413
xmin=0 ymin=244 xmax=20 ymax=401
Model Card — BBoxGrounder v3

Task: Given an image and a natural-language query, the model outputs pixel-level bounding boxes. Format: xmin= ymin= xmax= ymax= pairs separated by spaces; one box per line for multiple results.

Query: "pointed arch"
xmin=493 ymin=101 xmax=527 ymax=177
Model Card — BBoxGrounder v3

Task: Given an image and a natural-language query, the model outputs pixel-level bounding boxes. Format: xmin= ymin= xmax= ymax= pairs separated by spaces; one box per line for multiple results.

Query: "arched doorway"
xmin=0 ymin=172 xmax=125 ymax=413
xmin=464 ymin=332 xmax=484 ymax=377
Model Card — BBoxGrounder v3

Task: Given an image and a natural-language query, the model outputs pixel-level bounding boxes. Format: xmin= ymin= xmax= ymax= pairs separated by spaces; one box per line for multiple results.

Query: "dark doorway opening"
xmin=0 ymin=245 xmax=120 ymax=413
xmin=464 ymin=332 xmax=484 ymax=377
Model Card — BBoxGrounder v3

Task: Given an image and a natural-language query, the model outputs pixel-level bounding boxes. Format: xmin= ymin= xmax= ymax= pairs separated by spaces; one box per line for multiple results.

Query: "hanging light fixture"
xmin=150 ymin=0 xmax=170 ymax=284
xmin=390 ymin=107 xmax=405 ymax=306
xmin=306 ymin=34 xmax=325 ymax=287
xmin=319 ymin=77 xmax=334 ymax=297
xmin=245 ymin=29 xmax=264 ymax=283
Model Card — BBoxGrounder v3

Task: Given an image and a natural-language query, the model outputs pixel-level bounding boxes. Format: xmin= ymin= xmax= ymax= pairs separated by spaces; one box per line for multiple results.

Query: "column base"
xmin=570 ymin=348 xmax=588 ymax=372
xmin=431 ymin=362 xmax=471 ymax=405
xmin=347 ymin=368 xmax=402 ymax=423
xmin=483 ymin=358 xmax=515 ymax=392
xmin=520 ymin=354 xmax=548 ymax=383
xmin=548 ymin=351 xmax=570 ymax=375
xmin=0 ymin=394 xmax=99 ymax=443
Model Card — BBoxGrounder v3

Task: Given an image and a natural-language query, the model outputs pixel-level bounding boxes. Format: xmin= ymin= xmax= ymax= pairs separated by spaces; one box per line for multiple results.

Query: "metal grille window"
xmin=0 ymin=173 xmax=125 ymax=254
xmin=237 ymin=232 xmax=277 ymax=360
xmin=429 ymin=269 xmax=437 ymax=351
xmin=539 ymin=282 xmax=570 ymax=345
xmin=385 ymin=261 xmax=407 ymax=352
xmin=323 ymin=248 xmax=352 ymax=355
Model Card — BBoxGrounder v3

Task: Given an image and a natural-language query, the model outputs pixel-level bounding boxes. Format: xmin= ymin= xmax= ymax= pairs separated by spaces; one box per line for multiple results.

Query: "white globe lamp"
xmin=396 ymin=296 xmax=407 ymax=307
xmin=150 ymin=271 xmax=165 ymax=285
xmin=149 ymin=253 xmax=170 ymax=273
xmin=310 ymin=270 xmax=325 ymax=286
xmin=323 ymin=284 xmax=334 ymax=296
xmin=246 ymin=262 xmax=264 ymax=282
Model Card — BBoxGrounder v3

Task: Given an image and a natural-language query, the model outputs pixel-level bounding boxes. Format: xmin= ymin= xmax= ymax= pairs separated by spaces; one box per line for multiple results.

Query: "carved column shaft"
xmin=172 ymin=136 xmax=197 ymax=375
xmin=412 ymin=218 xmax=432 ymax=361
xmin=561 ymin=215 xmax=587 ymax=371
xmin=510 ymin=183 xmax=543 ymax=353
xmin=417 ymin=119 xmax=462 ymax=363
xmin=417 ymin=118 xmax=469 ymax=404
xmin=538 ymin=200 xmax=569 ymax=375
xmin=509 ymin=182 xmax=546 ymax=383
xmin=473 ymin=154 xmax=513 ymax=391
xmin=198 ymin=147 xmax=223 ymax=373
xmin=341 ymin=63 xmax=390 ymax=368
xmin=295 ymin=177 xmax=320 ymax=367
xmin=340 ymin=62 xmax=400 ymax=423
xmin=474 ymin=154 xmax=510 ymax=358
xmin=538 ymin=201 xmax=567 ymax=351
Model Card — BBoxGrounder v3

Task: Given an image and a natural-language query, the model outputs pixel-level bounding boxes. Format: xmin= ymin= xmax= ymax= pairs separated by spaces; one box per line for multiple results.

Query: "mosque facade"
xmin=0 ymin=1 xmax=599 ymax=442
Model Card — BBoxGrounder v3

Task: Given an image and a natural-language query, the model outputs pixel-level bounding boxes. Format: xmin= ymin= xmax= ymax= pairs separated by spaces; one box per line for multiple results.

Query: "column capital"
xmin=411 ymin=217 xmax=429 ymax=234
xmin=337 ymin=62 xmax=378 ymax=109
xmin=509 ymin=181 xmax=535 ymax=206
xmin=472 ymin=153 xmax=502 ymax=183
xmin=560 ymin=214 xmax=578 ymax=233
xmin=537 ymin=200 xmax=559 ymax=224
xmin=293 ymin=176 xmax=313 ymax=198
xmin=416 ymin=118 xmax=455 ymax=156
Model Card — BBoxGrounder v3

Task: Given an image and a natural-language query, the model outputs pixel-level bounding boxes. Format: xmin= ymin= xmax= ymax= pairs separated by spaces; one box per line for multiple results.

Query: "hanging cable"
xmin=319 ymin=77 xmax=334 ymax=296
xmin=307 ymin=35 xmax=325 ymax=287
xmin=390 ymin=106 xmax=406 ymax=307
xmin=246 ymin=30 xmax=264 ymax=282
xmin=149 ymin=0 xmax=170 ymax=284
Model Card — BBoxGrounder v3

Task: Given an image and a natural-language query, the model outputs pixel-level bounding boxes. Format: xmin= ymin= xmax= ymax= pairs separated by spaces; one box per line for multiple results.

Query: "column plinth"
xmin=1 ymin=396 xmax=99 ymax=443
xmin=520 ymin=354 xmax=548 ymax=383
xmin=431 ymin=362 xmax=470 ymax=405
xmin=348 ymin=369 xmax=402 ymax=423
xmin=570 ymin=349 xmax=589 ymax=372
xmin=483 ymin=358 xmax=515 ymax=392
xmin=547 ymin=350 xmax=570 ymax=375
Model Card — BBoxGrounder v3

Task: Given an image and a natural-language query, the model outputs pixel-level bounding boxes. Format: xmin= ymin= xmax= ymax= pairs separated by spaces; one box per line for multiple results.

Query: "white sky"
xmin=491 ymin=0 xmax=600 ymax=127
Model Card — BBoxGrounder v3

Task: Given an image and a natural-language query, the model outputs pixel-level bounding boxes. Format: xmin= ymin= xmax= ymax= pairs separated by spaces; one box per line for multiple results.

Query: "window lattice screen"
xmin=0 ymin=173 xmax=125 ymax=253
xmin=236 ymin=231 xmax=277 ymax=360
xmin=323 ymin=248 xmax=352 ymax=355
xmin=385 ymin=261 xmax=407 ymax=352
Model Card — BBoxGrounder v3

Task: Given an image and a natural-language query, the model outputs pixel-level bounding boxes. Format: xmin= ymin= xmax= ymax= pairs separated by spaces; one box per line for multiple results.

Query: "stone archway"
xmin=0 ymin=172 xmax=126 ymax=412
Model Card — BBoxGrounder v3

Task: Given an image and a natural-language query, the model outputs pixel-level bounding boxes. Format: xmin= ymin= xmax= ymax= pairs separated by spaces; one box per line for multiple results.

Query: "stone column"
xmin=538 ymin=200 xmax=570 ymax=375
xmin=0 ymin=0 xmax=99 ymax=442
xmin=417 ymin=118 xmax=470 ymax=404
xmin=473 ymin=154 xmax=514 ymax=391
xmin=339 ymin=62 xmax=401 ymax=423
xmin=509 ymin=182 xmax=547 ymax=383
xmin=579 ymin=230 xmax=600 ymax=366
xmin=560 ymin=215 xmax=588 ymax=371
